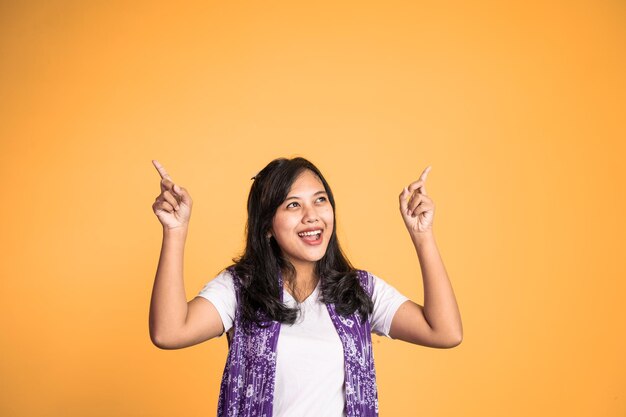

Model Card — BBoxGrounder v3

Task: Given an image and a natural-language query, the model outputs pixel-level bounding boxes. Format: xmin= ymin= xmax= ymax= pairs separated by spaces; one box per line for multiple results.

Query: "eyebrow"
xmin=284 ymin=190 xmax=327 ymax=201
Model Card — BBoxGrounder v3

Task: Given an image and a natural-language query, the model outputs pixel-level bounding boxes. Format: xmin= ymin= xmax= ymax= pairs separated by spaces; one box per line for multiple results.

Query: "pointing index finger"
xmin=152 ymin=159 xmax=172 ymax=180
xmin=406 ymin=166 xmax=432 ymax=196
xmin=418 ymin=165 xmax=431 ymax=193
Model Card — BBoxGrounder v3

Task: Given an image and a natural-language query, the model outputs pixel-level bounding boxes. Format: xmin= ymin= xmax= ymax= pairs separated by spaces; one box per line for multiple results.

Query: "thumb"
xmin=399 ymin=186 xmax=410 ymax=214
xmin=173 ymin=183 xmax=192 ymax=205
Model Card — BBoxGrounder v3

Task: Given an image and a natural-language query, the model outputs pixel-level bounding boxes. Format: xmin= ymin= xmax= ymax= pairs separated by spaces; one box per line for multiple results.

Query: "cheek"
xmin=273 ymin=213 xmax=297 ymax=234
xmin=322 ymin=208 xmax=335 ymax=227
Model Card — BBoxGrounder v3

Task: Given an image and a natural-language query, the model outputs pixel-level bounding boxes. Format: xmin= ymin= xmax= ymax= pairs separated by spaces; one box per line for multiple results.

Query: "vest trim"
xmin=216 ymin=268 xmax=379 ymax=417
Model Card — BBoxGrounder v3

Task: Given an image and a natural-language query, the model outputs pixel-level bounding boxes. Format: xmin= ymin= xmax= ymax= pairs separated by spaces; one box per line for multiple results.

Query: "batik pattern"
xmin=216 ymin=267 xmax=379 ymax=417
xmin=327 ymin=270 xmax=379 ymax=416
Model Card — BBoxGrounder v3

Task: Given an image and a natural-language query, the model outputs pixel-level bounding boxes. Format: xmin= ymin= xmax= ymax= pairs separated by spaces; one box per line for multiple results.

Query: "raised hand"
xmin=398 ymin=166 xmax=435 ymax=235
xmin=151 ymin=160 xmax=193 ymax=230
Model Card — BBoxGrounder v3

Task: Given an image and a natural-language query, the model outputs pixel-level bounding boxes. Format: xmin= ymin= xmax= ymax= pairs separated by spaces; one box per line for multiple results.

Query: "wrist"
xmin=410 ymin=229 xmax=435 ymax=246
xmin=163 ymin=224 xmax=189 ymax=238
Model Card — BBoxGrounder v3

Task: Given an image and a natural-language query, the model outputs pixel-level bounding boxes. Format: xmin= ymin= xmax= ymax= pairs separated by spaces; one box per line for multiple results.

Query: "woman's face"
xmin=270 ymin=169 xmax=334 ymax=271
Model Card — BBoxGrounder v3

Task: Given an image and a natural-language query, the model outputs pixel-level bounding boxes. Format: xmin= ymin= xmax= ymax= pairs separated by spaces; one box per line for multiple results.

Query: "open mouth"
xmin=297 ymin=229 xmax=323 ymax=242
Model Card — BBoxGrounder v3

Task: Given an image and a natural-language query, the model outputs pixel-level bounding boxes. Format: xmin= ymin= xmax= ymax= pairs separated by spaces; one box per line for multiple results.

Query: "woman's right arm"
xmin=148 ymin=160 xmax=224 ymax=350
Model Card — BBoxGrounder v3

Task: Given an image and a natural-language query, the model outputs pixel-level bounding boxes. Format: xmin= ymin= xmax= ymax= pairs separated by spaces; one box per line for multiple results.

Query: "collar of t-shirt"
xmin=282 ymin=279 xmax=321 ymax=304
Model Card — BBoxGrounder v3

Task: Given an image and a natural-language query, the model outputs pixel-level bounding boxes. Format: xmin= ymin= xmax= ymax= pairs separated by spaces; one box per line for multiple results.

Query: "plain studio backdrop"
xmin=0 ymin=1 xmax=624 ymax=416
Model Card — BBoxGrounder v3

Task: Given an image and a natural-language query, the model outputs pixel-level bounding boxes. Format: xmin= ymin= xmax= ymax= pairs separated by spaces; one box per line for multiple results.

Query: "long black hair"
xmin=230 ymin=157 xmax=373 ymax=328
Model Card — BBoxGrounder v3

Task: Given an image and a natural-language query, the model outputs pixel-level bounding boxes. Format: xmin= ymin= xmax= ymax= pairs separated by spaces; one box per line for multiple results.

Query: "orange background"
xmin=1 ymin=1 xmax=625 ymax=416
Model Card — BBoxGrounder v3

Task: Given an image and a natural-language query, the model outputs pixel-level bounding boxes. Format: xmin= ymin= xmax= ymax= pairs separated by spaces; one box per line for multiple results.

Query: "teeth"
xmin=298 ymin=230 xmax=322 ymax=237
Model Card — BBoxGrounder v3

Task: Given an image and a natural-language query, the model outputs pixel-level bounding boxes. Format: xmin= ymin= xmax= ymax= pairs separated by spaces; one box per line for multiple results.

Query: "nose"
xmin=302 ymin=205 xmax=319 ymax=224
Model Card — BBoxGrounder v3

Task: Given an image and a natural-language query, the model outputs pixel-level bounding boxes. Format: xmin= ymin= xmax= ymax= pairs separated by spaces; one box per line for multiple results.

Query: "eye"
xmin=316 ymin=196 xmax=328 ymax=203
xmin=286 ymin=201 xmax=300 ymax=208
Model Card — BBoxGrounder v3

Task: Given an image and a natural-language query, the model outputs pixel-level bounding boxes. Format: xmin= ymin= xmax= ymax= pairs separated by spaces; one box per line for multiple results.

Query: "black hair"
xmin=230 ymin=157 xmax=373 ymax=329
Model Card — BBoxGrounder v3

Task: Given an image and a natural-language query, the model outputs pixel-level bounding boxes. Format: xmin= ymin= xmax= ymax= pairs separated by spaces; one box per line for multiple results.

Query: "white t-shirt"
xmin=196 ymin=269 xmax=409 ymax=417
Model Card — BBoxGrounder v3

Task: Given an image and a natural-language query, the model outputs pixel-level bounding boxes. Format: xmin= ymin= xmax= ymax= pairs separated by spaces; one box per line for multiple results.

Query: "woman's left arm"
xmin=389 ymin=166 xmax=463 ymax=348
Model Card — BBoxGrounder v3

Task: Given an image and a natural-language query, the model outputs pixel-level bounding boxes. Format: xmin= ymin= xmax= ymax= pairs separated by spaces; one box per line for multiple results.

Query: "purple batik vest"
xmin=217 ymin=267 xmax=379 ymax=417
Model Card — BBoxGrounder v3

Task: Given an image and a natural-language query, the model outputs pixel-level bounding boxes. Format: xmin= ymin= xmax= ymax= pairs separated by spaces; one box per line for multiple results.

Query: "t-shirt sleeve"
xmin=195 ymin=269 xmax=237 ymax=336
xmin=369 ymin=272 xmax=410 ymax=339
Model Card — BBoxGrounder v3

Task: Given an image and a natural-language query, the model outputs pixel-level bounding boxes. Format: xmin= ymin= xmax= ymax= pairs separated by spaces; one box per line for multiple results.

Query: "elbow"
xmin=450 ymin=334 xmax=463 ymax=348
xmin=433 ymin=331 xmax=462 ymax=349
xmin=150 ymin=332 xmax=167 ymax=349
xmin=443 ymin=332 xmax=463 ymax=348
xmin=150 ymin=331 xmax=177 ymax=350
xmin=441 ymin=320 xmax=463 ymax=348
xmin=149 ymin=323 xmax=165 ymax=349
xmin=149 ymin=318 xmax=179 ymax=350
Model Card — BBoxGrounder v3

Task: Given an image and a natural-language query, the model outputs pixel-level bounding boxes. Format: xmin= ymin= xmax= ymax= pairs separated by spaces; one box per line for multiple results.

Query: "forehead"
xmin=288 ymin=170 xmax=325 ymax=193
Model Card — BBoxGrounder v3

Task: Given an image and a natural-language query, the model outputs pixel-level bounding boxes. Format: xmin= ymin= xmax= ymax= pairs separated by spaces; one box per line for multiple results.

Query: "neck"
xmin=282 ymin=261 xmax=318 ymax=287
xmin=282 ymin=262 xmax=319 ymax=303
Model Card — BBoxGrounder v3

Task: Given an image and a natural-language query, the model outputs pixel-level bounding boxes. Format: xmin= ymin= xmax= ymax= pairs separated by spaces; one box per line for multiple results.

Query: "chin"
xmin=295 ymin=247 xmax=329 ymax=264
xmin=310 ymin=248 xmax=329 ymax=262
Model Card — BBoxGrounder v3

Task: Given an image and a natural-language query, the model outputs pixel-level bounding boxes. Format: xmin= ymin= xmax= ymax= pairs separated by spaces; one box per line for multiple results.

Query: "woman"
xmin=149 ymin=157 xmax=462 ymax=417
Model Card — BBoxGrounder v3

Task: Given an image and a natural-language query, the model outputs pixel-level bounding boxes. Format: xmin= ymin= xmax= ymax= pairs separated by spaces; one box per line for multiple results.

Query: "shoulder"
xmin=198 ymin=268 xmax=236 ymax=294
xmin=354 ymin=269 xmax=375 ymax=297
xmin=356 ymin=270 xmax=405 ymax=300
xmin=216 ymin=267 xmax=236 ymax=283
xmin=221 ymin=265 xmax=243 ymax=289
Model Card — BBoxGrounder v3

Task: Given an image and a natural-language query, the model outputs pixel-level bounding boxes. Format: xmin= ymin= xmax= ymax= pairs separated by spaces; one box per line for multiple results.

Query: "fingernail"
xmin=174 ymin=184 xmax=181 ymax=193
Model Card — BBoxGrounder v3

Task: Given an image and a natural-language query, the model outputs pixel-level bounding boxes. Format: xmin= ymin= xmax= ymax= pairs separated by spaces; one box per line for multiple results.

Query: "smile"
xmin=297 ymin=229 xmax=323 ymax=245
xmin=297 ymin=229 xmax=322 ymax=237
